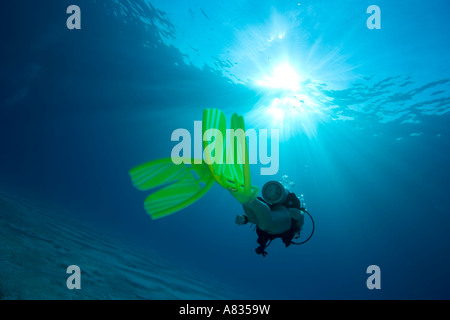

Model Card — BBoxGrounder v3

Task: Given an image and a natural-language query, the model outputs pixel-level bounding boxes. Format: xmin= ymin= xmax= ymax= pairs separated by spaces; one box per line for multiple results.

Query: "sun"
xmin=256 ymin=63 xmax=301 ymax=92
xmin=249 ymin=63 xmax=325 ymax=139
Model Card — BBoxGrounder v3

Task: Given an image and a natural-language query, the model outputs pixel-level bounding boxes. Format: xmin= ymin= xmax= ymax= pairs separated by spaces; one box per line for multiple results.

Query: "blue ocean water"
xmin=1 ymin=0 xmax=449 ymax=299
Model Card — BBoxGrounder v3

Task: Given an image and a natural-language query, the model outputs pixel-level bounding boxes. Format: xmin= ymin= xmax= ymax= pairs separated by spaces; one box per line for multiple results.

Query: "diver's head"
xmin=262 ymin=181 xmax=288 ymax=205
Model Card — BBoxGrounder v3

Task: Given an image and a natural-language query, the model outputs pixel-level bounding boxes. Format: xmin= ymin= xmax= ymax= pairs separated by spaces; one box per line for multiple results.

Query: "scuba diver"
xmin=129 ymin=109 xmax=314 ymax=257
xmin=234 ymin=180 xmax=313 ymax=257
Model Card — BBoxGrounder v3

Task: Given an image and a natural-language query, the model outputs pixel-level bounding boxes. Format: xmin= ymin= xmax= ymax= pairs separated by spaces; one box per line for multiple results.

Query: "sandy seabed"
xmin=0 ymin=191 xmax=235 ymax=300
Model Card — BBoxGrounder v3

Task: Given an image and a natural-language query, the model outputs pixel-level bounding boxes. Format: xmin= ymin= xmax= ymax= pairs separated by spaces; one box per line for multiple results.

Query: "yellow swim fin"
xmin=129 ymin=109 xmax=258 ymax=219
xmin=202 ymin=109 xmax=259 ymax=204
xmin=129 ymin=158 xmax=215 ymax=219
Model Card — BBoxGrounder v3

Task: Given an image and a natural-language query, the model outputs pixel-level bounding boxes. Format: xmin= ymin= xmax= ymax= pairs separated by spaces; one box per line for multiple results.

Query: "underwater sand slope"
xmin=0 ymin=191 xmax=233 ymax=300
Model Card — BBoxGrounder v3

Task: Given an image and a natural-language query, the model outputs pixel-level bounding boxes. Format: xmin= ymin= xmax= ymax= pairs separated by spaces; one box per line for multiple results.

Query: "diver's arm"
xmin=286 ymin=192 xmax=301 ymax=209
xmin=235 ymin=197 xmax=260 ymax=225
xmin=241 ymin=205 xmax=258 ymax=224
xmin=242 ymin=197 xmax=272 ymax=230
xmin=289 ymin=208 xmax=305 ymax=230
